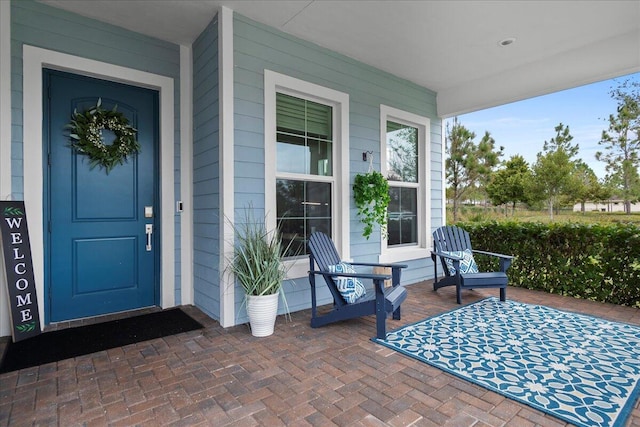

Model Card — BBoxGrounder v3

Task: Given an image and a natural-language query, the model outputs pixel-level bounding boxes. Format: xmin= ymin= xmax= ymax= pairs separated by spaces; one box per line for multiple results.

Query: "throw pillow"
xmin=442 ymin=249 xmax=479 ymax=275
xmin=328 ymin=262 xmax=367 ymax=303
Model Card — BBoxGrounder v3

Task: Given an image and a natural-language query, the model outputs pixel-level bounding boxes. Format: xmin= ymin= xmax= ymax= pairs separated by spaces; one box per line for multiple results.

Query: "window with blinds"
xmin=275 ymin=93 xmax=334 ymax=257
xmin=276 ymin=93 xmax=333 ymax=176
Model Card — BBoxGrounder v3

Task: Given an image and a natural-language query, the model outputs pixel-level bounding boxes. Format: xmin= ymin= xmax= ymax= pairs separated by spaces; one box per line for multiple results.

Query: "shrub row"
xmin=457 ymin=221 xmax=640 ymax=308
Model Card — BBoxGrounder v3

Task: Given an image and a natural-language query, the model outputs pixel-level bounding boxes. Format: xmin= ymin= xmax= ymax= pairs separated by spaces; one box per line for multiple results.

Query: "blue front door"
xmin=45 ymin=70 xmax=159 ymax=322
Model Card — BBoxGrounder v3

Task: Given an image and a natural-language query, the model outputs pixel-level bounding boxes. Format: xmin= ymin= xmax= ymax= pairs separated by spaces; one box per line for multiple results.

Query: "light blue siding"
xmin=8 ymin=1 xmax=445 ymax=328
xmin=233 ymin=13 xmax=443 ymax=317
xmin=10 ymin=0 xmax=183 ymax=302
xmin=192 ymin=15 xmax=221 ymax=319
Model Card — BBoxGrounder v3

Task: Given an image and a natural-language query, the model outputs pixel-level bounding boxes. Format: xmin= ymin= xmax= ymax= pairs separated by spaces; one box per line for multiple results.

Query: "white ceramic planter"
xmin=246 ymin=293 xmax=279 ymax=337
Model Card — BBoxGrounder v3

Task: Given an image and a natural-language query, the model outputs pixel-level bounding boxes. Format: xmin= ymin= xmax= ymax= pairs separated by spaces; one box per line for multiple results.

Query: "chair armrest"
xmin=348 ymin=262 xmax=407 ymax=288
xmin=471 ymin=250 xmax=514 ymax=272
xmin=308 ymin=270 xmax=392 ymax=281
xmin=349 ymin=261 xmax=409 ymax=269
xmin=472 ymin=250 xmax=514 ymax=260
xmin=309 ymin=270 xmax=393 ymax=294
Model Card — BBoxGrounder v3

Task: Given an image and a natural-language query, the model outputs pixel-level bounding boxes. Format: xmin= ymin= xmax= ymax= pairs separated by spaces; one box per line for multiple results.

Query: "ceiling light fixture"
xmin=498 ymin=37 xmax=517 ymax=47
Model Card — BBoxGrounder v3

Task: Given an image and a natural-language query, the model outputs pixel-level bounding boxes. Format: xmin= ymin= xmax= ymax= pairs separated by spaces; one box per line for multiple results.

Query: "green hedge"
xmin=457 ymin=221 xmax=640 ymax=308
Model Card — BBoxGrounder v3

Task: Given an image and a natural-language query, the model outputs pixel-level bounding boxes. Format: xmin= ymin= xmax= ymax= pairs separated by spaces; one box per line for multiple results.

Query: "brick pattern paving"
xmin=1 ymin=281 xmax=639 ymax=426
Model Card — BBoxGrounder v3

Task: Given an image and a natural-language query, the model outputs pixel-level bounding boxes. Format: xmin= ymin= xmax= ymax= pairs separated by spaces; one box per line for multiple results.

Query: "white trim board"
xmin=0 ymin=1 xmax=10 ymax=201
xmin=218 ymin=6 xmax=235 ymax=327
xmin=0 ymin=0 xmax=12 ymax=336
xmin=180 ymin=44 xmax=194 ymax=306
xmin=23 ymin=45 xmax=176 ymax=328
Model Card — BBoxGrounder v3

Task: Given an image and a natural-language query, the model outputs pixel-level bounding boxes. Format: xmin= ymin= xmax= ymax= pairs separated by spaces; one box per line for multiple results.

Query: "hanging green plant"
xmin=353 ymin=170 xmax=390 ymax=239
xmin=66 ymin=98 xmax=140 ymax=173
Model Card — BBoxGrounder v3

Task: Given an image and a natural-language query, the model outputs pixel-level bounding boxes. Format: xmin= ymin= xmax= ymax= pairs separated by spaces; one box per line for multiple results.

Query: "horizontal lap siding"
xmin=10 ymin=0 xmax=183 ymax=299
xmin=192 ymin=17 xmax=220 ymax=320
xmin=11 ymin=0 xmax=180 ymax=198
xmin=233 ymin=14 xmax=442 ymax=318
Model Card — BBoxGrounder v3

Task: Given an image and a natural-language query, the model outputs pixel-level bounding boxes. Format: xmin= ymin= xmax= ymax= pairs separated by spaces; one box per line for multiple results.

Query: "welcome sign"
xmin=0 ymin=201 xmax=41 ymax=342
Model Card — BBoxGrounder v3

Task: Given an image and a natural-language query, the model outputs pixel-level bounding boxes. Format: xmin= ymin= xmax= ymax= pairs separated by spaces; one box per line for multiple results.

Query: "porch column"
xmin=218 ymin=5 xmax=235 ymax=327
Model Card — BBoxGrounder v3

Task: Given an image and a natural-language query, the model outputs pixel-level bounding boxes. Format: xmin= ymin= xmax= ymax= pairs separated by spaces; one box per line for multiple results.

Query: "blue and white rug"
xmin=374 ymin=297 xmax=640 ymax=427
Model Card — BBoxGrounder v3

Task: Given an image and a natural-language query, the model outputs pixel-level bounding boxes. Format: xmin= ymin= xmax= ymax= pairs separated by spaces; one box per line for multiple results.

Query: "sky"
xmin=450 ymin=71 xmax=640 ymax=180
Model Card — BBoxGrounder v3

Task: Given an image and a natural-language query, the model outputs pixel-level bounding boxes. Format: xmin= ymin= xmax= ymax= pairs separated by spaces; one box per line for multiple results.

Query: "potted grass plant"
xmin=229 ymin=210 xmax=292 ymax=337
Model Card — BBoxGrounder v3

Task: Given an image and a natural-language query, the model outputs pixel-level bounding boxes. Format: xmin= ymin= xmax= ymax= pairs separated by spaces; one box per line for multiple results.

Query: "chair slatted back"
xmin=308 ymin=232 xmax=346 ymax=305
xmin=308 ymin=232 xmax=341 ymax=271
xmin=433 ymin=226 xmax=472 ymax=275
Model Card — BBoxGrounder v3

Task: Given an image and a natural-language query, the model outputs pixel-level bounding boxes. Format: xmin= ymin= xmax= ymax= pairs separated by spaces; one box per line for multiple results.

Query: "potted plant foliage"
xmin=229 ymin=210 xmax=292 ymax=337
xmin=353 ymin=170 xmax=390 ymax=239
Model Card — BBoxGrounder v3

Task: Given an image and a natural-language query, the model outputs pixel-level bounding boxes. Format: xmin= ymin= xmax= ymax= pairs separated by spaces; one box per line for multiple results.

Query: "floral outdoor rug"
xmin=373 ymin=297 xmax=640 ymax=427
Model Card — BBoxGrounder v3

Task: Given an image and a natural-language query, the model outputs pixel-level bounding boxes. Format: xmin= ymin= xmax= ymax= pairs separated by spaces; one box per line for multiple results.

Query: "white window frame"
xmin=379 ymin=105 xmax=431 ymax=263
xmin=265 ymin=70 xmax=350 ymax=279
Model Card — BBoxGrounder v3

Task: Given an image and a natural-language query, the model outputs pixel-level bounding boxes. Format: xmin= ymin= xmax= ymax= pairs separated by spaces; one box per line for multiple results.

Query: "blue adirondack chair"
xmin=307 ymin=232 xmax=408 ymax=339
xmin=431 ymin=225 xmax=514 ymax=304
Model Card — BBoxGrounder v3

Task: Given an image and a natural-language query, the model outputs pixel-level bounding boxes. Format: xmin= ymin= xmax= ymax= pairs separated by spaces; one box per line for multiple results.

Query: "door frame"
xmin=23 ymin=45 xmax=175 ymax=328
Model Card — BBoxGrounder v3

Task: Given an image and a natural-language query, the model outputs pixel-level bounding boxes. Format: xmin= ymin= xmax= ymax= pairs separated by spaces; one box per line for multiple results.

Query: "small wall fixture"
xmin=498 ymin=37 xmax=516 ymax=47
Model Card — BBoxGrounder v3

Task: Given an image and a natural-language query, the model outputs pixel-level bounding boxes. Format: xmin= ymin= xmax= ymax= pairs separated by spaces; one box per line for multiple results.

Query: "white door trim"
xmin=23 ymin=45 xmax=175 ymax=327
xmin=0 ymin=0 xmax=12 ymax=336
xmin=180 ymin=44 xmax=194 ymax=306
xmin=0 ymin=1 xmax=10 ymax=201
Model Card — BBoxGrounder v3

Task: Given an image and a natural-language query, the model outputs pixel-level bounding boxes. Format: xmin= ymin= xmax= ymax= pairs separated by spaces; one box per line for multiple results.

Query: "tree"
xmin=531 ymin=123 xmax=580 ymax=219
xmin=475 ymin=131 xmax=504 ymax=206
xmin=446 ymin=117 xmax=476 ymax=221
xmin=595 ymin=80 xmax=640 ymax=214
xmin=573 ymin=161 xmax=611 ymax=213
xmin=604 ymin=166 xmax=640 ymax=206
xmin=446 ymin=119 xmax=504 ymax=221
xmin=486 ymin=155 xmax=531 ymax=215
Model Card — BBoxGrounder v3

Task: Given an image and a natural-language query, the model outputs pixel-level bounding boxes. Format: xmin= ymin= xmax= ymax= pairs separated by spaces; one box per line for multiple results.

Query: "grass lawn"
xmin=450 ymin=205 xmax=640 ymax=225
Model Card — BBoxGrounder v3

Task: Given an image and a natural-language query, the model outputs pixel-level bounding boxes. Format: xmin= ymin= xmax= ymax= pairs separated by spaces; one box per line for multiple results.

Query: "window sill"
xmin=284 ymin=258 xmax=310 ymax=280
xmin=378 ymin=246 xmax=431 ymax=264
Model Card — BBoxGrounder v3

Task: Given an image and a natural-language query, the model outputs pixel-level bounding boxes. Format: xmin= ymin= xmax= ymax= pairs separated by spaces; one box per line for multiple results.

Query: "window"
xmin=265 ymin=71 xmax=349 ymax=278
xmin=380 ymin=105 xmax=430 ymax=263
xmin=387 ymin=121 xmax=419 ymax=246
xmin=276 ymin=93 xmax=334 ymax=256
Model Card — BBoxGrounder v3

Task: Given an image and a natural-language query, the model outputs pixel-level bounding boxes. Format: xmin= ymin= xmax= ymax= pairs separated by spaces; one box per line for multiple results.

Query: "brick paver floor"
xmin=1 ymin=281 xmax=639 ymax=426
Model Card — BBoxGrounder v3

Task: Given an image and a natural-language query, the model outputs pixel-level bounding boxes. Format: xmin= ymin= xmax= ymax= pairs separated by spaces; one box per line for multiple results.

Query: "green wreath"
xmin=66 ymin=98 xmax=140 ymax=173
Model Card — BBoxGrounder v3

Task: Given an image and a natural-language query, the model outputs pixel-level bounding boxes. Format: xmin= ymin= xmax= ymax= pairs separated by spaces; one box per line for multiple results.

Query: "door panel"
xmin=74 ymin=237 xmax=138 ymax=293
xmin=74 ymin=125 xmax=137 ymax=220
xmin=45 ymin=70 xmax=159 ymax=322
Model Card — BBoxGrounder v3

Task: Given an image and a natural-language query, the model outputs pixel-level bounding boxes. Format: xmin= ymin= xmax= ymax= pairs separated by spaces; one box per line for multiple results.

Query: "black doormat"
xmin=0 ymin=308 xmax=203 ymax=373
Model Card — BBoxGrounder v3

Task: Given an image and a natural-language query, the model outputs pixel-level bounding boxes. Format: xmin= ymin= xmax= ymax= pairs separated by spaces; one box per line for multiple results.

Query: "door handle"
xmin=145 ymin=224 xmax=153 ymax=251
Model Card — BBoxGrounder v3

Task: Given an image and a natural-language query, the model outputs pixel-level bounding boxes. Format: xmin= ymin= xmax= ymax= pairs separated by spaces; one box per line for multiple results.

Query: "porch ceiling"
xmin=39 ymin=0 xmax=640 ymax=117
